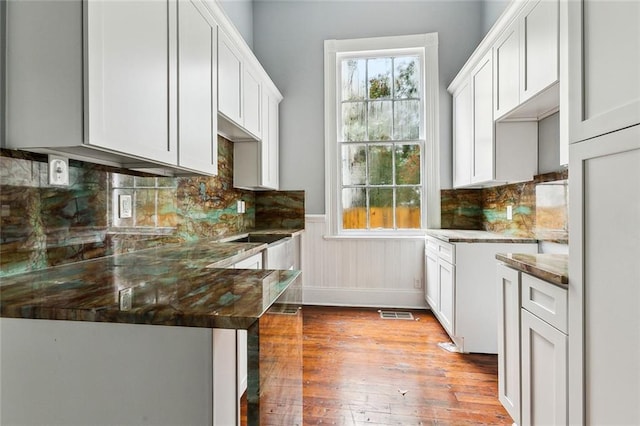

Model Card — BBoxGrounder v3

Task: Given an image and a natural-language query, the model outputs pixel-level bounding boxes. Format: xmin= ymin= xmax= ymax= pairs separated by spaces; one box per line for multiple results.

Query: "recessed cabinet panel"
xmin=243 ymin=66 xmax=261 ymax=139
xmin=178 ymin=0 xmax=217 ymax=175
xmin=471 ymin=53 xmax=494 ymax=184
xmin=438 ymin=261 xmax=455 ymax=336
xmin=425 ymin=249 xmax=439 ymax=310
xmin=453 ymin=81 xmax=472 ymax=187
xmin=218 ymin=29 xmax=243 ymax=125
xmin=569 ymin=0 xmax=640 ymax=142
xmin=86 ymin=0 xmax=176 ymax=165
xmin=520 ymin=0 xmax=559 ymax=102
xmin=494 ymin=24 xmax=520 ymax=118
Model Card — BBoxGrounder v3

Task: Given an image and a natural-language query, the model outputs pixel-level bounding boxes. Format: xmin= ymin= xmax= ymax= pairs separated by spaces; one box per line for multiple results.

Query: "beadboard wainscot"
xmin=302 ymin=215 xmax=426 ymax=308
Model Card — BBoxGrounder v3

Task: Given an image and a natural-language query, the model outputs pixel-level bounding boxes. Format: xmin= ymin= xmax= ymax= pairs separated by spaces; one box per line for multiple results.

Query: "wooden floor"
xmin=244 ymin=306 xmax=512 ymax=425
xmin=302 ymin=306 xmax=511 ymax=425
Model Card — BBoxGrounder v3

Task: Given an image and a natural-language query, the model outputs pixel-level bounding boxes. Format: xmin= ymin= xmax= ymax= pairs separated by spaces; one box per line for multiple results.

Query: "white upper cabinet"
xmin=234 ymin=85 xmax=282 ymax=190
xmin=452 ymin=80 xmax=472 ymax=188
xmin=494 ymin=22 xmax=521 ymax=119
xmin=493 ymin=0 xmax=559 ymax=121
xmin=6 ymin=0 xmax=178 ymax=169
xmin=519 ymin=0 xmax=559 ymax=103
xmin=471 ymin=52 xmax=495 ymax=184
xmin=566 ymin=0 xmax=640 ymax=143
xmin=243 ymin=64 xmax=262 ymax=139
xmin=178 ymin=0 xmax=218 ymax=175
xmin=217 ymin=29 xmax=243 ymax=127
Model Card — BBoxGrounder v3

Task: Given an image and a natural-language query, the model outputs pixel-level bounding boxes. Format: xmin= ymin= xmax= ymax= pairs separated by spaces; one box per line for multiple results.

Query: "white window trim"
xmin=324 ymin=33 xmax=441 ymax=237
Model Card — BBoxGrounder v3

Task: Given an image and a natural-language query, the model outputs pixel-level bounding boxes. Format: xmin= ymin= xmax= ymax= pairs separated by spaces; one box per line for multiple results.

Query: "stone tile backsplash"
xmin=0 ymin=137 xmax=304 ymax=277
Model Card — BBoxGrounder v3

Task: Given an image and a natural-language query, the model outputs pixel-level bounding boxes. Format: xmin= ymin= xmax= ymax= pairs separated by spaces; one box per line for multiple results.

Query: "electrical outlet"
xmin=119 ymin=288 xmax=133 ymax=311
xmin=237 ymin=200 xmax=246 ymax=214
xmin=414 ymin=278 xmax=423 ymax=289
xmin=119 ymin=195 xmax=133 ymax=219
xmin=506 ymin=205 xmax=513 ymax=221
xmin=48 ymin=155 xmax=69 ymax=186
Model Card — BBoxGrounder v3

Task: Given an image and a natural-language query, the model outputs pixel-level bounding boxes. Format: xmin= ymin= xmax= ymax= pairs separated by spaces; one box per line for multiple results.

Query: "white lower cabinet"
xmin=496 ymin=263 xmax=521 ymax=424
xmin=214 ymin=252 xmax=263 ymax=426
xmin=497 ymin=264 xmax=568 ymax=426
xmin=425 ymin=236 xmax=537 ymax=353
xmin=521 ymin=309 xmax=567 ymax=426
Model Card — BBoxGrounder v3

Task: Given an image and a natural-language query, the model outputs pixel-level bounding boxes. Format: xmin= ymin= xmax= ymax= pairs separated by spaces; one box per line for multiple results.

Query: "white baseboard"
xmin=303 ymin=287 xmax=428 ymax=309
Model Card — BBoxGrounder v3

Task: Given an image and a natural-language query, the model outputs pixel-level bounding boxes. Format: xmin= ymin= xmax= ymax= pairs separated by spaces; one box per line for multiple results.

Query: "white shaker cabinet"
xmin=450 ymin=51 xmax=538 ymax=189
xmin=452 ymin=80 xmax=472 ymax=188
xmin=234 ymin=86 xmax=282 ymax=190
xmin=567 ymin=0 xmax=640 ymax=143
xmin=178 ymin=0 xmax=218 ymax=175
xmin=519 ymin=0 xmax=559 ymax=103
xmin=242 ymin=64 xmax=262 ymax=139
xmin=217 ymin=29 xmax=243 ymax=128
xmin=568 ymin=125 xmax=640 ymax=425
xmin=493 ymin=22 xmax=520 ymax=119
xmin=425 ymin=235 xmax=537 ymax=353
xmin=496 ymin=263 xmax=521 ymax=424
xmin=6 ymin=0 xmax=178 ymax=168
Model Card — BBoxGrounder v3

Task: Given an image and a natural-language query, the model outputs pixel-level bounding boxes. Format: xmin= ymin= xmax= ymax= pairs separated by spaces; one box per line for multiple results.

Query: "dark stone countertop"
xmin=0 ymin=240 xmax=300 ymax=329
xmin=426 ymin=229 xmax=538 ymax=244
xmin=496 ymin=253 xmax=568 ymax=287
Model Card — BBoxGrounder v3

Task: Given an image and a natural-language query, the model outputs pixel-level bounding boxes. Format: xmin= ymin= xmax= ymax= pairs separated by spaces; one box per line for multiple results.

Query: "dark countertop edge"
xmin=426 ymin=229 xmax=538 ymax=244
xmin=216 ymin=228 xmax=305 ymax=242
xmin=496 ymin=253 xmax=568 ymax=288
xmin=0 ymin=271 xmax=302 ymax=330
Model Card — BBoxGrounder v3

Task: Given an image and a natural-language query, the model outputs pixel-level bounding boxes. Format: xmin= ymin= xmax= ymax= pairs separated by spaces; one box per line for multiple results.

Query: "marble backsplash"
xmin=0 ymin=138 xmax=305 ymax=277
xmin=441 ymin=170 xmax=569 ymax=242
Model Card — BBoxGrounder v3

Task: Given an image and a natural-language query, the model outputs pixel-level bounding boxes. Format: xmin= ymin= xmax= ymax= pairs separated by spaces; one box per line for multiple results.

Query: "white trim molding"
xmin=324 ymin=33 xmax=440 ymax=237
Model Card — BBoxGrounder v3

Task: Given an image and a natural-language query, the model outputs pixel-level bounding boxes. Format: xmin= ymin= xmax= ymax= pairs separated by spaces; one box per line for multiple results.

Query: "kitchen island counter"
xmin=0 ymin=240 xmax=300 ymax=329
xmin=426 ymin=229 xmax=538 ymax=243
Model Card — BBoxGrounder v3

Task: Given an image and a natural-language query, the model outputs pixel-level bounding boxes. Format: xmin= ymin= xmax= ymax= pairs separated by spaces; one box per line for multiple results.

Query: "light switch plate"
xmin=119 ymin=195 xmax=133 ymax=219
xmin=506 ymin=205 xmax=513 ymax=221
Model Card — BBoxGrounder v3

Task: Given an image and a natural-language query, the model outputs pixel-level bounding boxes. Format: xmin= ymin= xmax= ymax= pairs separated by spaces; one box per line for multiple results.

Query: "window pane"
xmin=368 ymin=101 xmax=392 ymax=141
xmin=396 ymin=187 xmax=421 ymax=229
xmin=394 ymin=56 xmax=420 ymax=99
xmin=342 ymin=188 xmax=367 ymax=229
xmin=342 ymin=102 xmax=366 ymax=141
xmin=367 ymin=58 xmax=392 ymax=99
xmin=342 ymin=59 xmax=366 ymax=101
xmin=395 ymin=144 xmax=421 ymax=185
xmin=342 ymin=144 xmax=367 ymax=185
xmin=369 ymin=188 xmax=393 ymax=229
xmin=368 ymin=145 xmax=393 ymax=185
xmin=394 ymin=100 xmax=420 ymax=140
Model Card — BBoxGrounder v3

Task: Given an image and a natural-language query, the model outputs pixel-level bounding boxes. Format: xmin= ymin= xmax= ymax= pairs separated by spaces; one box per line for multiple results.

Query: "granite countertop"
xmin=0 ymin=240 xmax=301 ymax=329
xmin=426 ymin=229 xmax=538 ymax=243
xmin=496 ymin=253 xmax=568 ymax=287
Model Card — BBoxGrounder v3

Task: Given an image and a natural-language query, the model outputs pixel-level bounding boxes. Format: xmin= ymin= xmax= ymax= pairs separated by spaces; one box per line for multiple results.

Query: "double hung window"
xmin=325 ymin=34 xmax=440 ymax=235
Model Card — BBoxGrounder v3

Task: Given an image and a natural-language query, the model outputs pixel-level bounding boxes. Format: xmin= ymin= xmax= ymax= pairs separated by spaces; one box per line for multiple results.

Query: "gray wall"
xmin=481 ymin=0 xmax=510 ymax=37
xmin=253 ymin=0 xmax=484 ymax=214
xmin=219 ymin=0 xmax=254 ymax=49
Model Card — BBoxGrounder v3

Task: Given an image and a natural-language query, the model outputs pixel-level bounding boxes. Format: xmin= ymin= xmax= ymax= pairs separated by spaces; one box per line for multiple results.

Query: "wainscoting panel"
xmin=301 ymin=215 xmax=427 ymax=308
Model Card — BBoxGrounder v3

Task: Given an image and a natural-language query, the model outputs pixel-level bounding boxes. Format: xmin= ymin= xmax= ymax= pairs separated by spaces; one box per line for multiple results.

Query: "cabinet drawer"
xmin=521 ymin=273 xmax=567 ymax=333
xmin=425 ymin=237 xmax=455 ymax=264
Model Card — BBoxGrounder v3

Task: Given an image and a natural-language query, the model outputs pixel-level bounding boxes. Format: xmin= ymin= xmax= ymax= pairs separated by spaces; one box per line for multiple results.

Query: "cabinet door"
xmin=471 ymin=52 xmax=494 ymax=184
xmin=453 ymin=80 xmax=472 ymax=188
xmin=568 ymin=125 xmax=640 ymax=425
xmin=520 ymin=0 xmax=559 ymax=103
xmin=243 ymin=66 xmax=261 ymax=138
xmin=178 ymin=0 xmax=217 ymax=175
xmin=85 ymin=0 xmax=177 ymax=165
xmin=567 ymin=0 xmax=640 ymax=143
xmin=496 ymin=264 xmax=521 ymax=424
xmin=521 ymin=309 xmax=567 ymax=426
xmin=438 ymin=260 xmax=455 ymax=336
xmin=261 ymin=90 xmax=280 ymax=189
xmin=218 ymin=29 xmax=243 ymax=125
xmin=425 ymin=249 xmax=439 ymax=310
xmin=493 ymin=23 xmax=520 ymax=119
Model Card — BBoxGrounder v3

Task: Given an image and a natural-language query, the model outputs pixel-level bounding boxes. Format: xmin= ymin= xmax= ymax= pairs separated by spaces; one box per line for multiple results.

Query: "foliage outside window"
xmin=339 ymin=54 xmax=423 ymax=230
